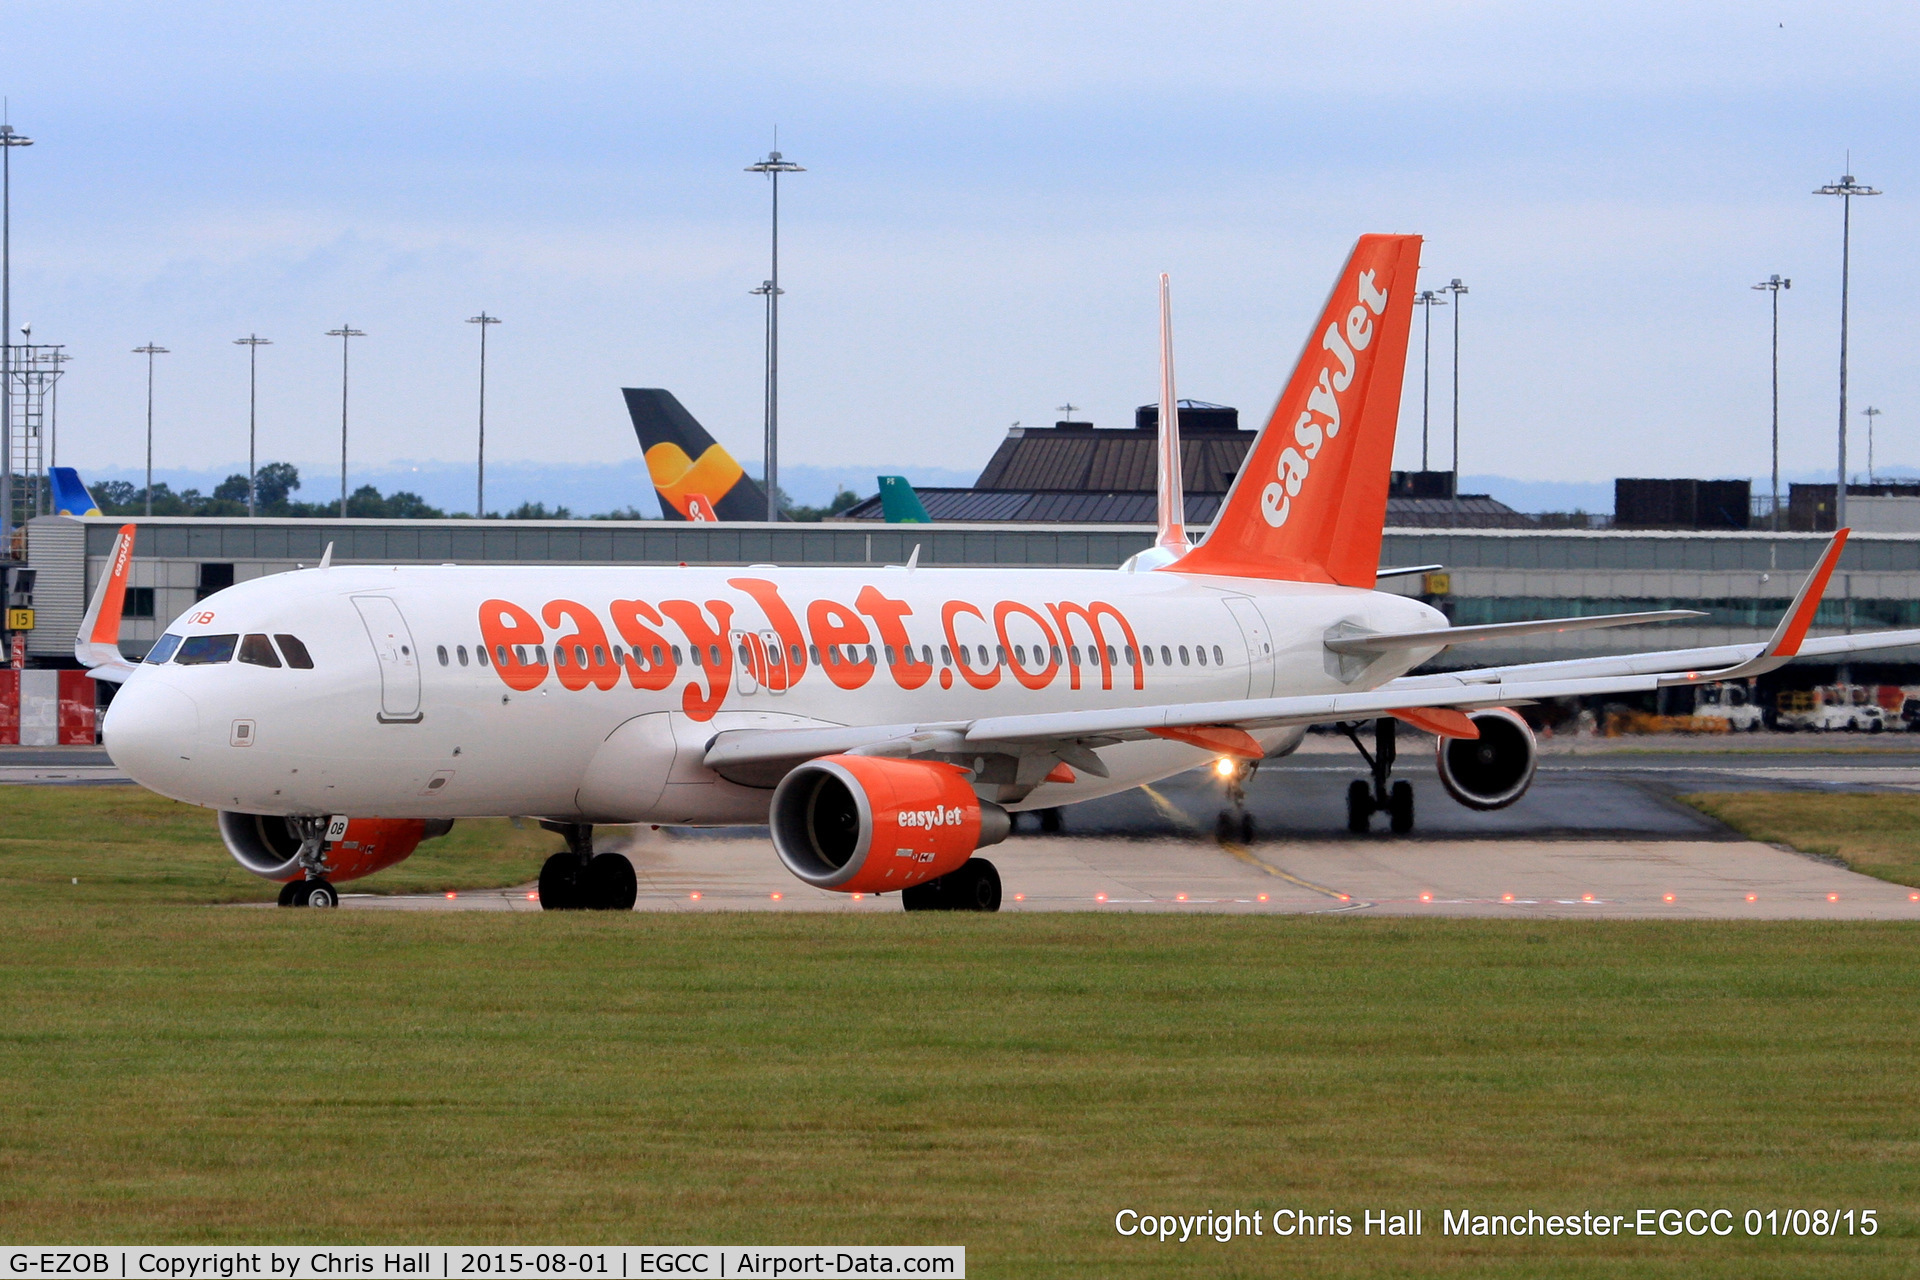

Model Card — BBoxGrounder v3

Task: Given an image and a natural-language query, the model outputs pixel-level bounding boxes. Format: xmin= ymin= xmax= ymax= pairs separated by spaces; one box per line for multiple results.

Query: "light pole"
xmin=1862 ymin=406 xmax=1882 ymax=484
xmin=132 ymin=344 xmax=168 ymax=515
xmin=748 ymin=280 xmax=780 ymax=512
xmin=233 ymin=335 xmax=271 ymax=516
xmin=1815 ymin=169 xmax=1880 ymax=529
xmin=0 ymin=120 xmax=32 ymax=556
xmin=467 ymin=312 xmax=499 ymax=517
xmin=1752 ymin=275 xmax=1790 ymax=530
xmin=1441 ymin=277 xmax=1468 ymax=495
xmin=326 ymin=325 xmax=365 ymax=518
xmin=745 ymin=148 xmax=803 ymax=522
xmin=1412 ymin=289 xmax=1446 ymax=471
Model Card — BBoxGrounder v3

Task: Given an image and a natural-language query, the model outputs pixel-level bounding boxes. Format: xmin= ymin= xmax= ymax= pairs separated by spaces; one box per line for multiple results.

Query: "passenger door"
xmin=1222 ymin=597 xmax=1275 ymax=700
xmin=352 ymin=596 xmax=423 ymax=723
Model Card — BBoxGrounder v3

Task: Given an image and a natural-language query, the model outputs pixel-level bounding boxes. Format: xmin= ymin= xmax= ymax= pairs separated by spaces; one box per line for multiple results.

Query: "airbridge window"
xmin=175 ymin=634 xmax=239 ymax=665
xmin=240 ymin=634 xmax=282 ymax=668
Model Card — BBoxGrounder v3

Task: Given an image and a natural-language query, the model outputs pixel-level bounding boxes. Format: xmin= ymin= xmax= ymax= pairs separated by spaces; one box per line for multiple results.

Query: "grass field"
xmin=2 ymin=786 xmax=1918 ymax=1276
xmin=1681 ymin=792 xmax=1920 ymax=887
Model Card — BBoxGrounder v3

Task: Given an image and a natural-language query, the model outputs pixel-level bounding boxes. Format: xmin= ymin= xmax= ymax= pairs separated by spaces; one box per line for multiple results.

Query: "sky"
xmin=6 ymin=1 xmax=1918 ymax=508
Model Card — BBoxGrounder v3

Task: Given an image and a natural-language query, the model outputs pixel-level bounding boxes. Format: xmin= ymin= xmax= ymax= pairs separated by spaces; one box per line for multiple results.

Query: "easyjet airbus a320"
xmin=86 ymin=235 xmax=1920 ymax=909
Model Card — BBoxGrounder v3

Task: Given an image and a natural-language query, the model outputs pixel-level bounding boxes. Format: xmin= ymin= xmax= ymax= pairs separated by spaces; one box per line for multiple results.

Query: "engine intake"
xmin=1434 ymin=707 xmax=1537 ymax=811
xmin=770 ymin=755 xmax=1010 ymax=893
xmin=218 ymin=812 xmax=453 ymax=882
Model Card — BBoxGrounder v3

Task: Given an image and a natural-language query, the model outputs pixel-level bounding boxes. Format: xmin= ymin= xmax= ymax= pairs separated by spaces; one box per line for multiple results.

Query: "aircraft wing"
xmin=706 ymin=530 xmax=1892 ymax=774
xmin=74 ymin=523 xmax=139 ymax=682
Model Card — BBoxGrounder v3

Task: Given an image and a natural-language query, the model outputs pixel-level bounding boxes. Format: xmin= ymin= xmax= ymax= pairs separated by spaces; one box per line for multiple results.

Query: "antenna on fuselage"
xmin=1155 ymin=273 xmax=1189 ymax=557
xmin=318 ymin=542 xmax=334 ymax=570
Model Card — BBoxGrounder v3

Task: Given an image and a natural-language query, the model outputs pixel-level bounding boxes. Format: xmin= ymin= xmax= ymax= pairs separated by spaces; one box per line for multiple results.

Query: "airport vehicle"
xmin=1693 ymin=682 xmax=1764 ymax=732
xmin=1777 ymin=685 xmax=1890 ymax=733
xmin=90 ymin=236 xmax=1920 ymax=910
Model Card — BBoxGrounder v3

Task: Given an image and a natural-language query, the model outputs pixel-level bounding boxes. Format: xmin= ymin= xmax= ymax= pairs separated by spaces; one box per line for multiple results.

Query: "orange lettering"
xmin=994 ymin=601 xmax=1060 ymax=691
xmin=1046 ymin=601 xmax=1144 ymax=691
xmin=807 ymin=599 xmax=875 ymax=690
xmin=478 ymin=599 xmax=547 ymax=692
xmin=729 ymin=578 xmax=809 ymax=691
xmin=608 ymin=599 xmax=680 ymax=691
xmin=542 ymin=600 xmax=621 ymax=691
xmin=856 ymin=585 xmax=932 ymax=691
xmin=941 ymin=601 xmax=999 ymax=689
xmin=659 ymin=599 xmax=735 ymax=721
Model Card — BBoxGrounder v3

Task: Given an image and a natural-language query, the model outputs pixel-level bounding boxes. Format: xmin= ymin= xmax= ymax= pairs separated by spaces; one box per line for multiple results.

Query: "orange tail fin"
xmin=1171 ymin=233 xmax=1421 ymax=586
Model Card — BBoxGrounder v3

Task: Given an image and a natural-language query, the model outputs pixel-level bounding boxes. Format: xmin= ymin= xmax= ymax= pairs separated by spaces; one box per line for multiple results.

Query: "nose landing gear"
xmin=277 ymin=815 xmax=341 ymax=907
xmin=1343 ymin=718 xmax=1415 ymax=834
xmin=536 ymin=822 xmax=638 ymax=911
xmin=1214 ymin=759 xmax=1257 ymax=845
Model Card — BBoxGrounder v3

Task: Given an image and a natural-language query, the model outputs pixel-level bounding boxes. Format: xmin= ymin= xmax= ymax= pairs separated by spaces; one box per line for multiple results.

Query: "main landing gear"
xmin=1214 ymin=759 xmax=1258 ymax=845
xmin=901 ymin=858 xmax=1003 ymax=912
xmin=278 ymin=878 xmax=339 ymax=908
xmin=537 ymin=822 xmax=638 ymax=911
xmin=1343 ymin=718 xmax=1415 ymax=835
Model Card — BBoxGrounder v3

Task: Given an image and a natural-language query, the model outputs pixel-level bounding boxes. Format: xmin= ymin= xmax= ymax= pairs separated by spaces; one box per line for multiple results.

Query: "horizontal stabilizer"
xmin=1325 ymin=609 xmax=1704 ymax=656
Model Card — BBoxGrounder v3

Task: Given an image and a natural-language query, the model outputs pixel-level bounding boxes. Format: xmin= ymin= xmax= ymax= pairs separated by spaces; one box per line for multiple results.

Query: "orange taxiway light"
xmin=771 ymin=892 xmax=783 ymax=901
xmin=1175 ymin=893 xmax=1188 ymax=902
xmin=1663 ymin=893 xmax=1675 ymax=903
xmin=1257 ymin=893 xmax=1269 ymax=903
xmin=1746 ymin=894 xmax=1758 ymax=903
xmin=1582 ymin=894 xmax=1595 ymax=902
xmin=1096 ymin=893 xmax=1108 ymax=903
xmin=445 ymin=892 xmax=457 ymax=900
xmin=690 ymin=892 xmax=701 ymax=901
xmin=527 ymin=891 xmax=539 ymax=901
xmin=1828 ymin=893 xmax=1839 ymax=903
xmin=1014 ymin=892 xmax=1025 ymax=902
xmin=1337 ymin=894 xmax=1350 ymax=902
xmin=1419 ymin=893 xmax=1432 ymax=903
xmin=1501 ymin=893 xmax=1514 ymax=903
xmin=1911 ymin=893 xmax=1919 ymax=902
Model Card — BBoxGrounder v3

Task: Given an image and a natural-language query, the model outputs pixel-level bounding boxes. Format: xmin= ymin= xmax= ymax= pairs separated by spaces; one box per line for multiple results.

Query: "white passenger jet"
xmin=88 ymin=235 xmax=1920 ymax=909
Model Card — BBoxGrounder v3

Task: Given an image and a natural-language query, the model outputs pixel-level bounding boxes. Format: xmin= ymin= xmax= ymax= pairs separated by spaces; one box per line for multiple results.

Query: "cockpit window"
xmin=238 ymin=634 xmax=282 ymax=668
xmin=146 ymin=633 xmax=184 ymax=664
xmin=174 ymin=634 xmax=239 ymax=665
xmin=274 ymin=635 xmax=315 ymax=669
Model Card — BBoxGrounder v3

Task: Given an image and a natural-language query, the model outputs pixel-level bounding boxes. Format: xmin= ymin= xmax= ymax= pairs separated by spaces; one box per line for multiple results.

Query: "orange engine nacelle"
xmin=769 ymin=755 xmax=1011 ymax=894
xmin=217 ymin=811 xmax=453 ymax=883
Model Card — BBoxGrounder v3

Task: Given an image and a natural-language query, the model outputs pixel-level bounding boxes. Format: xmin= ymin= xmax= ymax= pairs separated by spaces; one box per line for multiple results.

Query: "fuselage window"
xmin=1124 ymin=645 xmax=1135 ymax=666
xmin=885 ymin=645 xmax=896 ymax=666
xmin=691 ymin=646 xmax=704 ymax=668
xmin=435 ymin=645 xmax=449 ymax=667
xmin=555 ymin=646 xmax=569 ymax=668
xmin=708 ymin=644 xmax=721 ymax=667
xmin=274 ymin=635 xmax=315 ymax=669
xmin=768 ymin=645 xmax=783 ymax=667
xmin=791 ymin=644 xmax=805 ymax=666
xmin=457 ymin=645 xmax=470 ymax=667
xmin=175 ymin=634 xmax=240 ymax=665
xmin=864 ymin=645 xmax=876 ymax=665
xmin=655 ymin=644 xmax=668 ymax=666
xmin=977 ymin=645 xmax=989 ymax=667
xmin=1213 ymin=645 xmax=1225 ymax=666
xmin=1013 ymin=644 xmax=1026 ymax=665
xmin=574 ymin=645 xmax=588 ymax=667
xmin=827 ymin=646 xmax=840 ymax=666
xmin=1196 ymin=645 xmax=1207 ymax=666
xmin=738 ymin=643 xmax=752 ymax=669
xmin=1142 ymin=645 xmax=1154 ymax=667
xmin=1108 ymin=644 xmax=1118 ymax=665
xmin=146 ymin=633 xmax=185 ymax=664
xmin=995 ymin=645 xmax=1006 ymax=665
xmin=1179 ymin=646 xmax=1190 ymax=666
xmin=1162 ymin=645 xmax=1174 ymax=666
xmin=940 ymin=645 xmax=952 ymax=666
xmin=514 ymin=645 xmax=528 ymax=666
xmin=1068 ymin=646 xmax=1080 ymax=667
xmin=596 ymin=646 xmax=608 ymax=666
xmin=921 ymin=644 xmax=933 ymax=665
xmin=239 ymin=634 xmax=282 ymax=668
xmin=671 ymin=645 xmax=684 ymax=664
xmin=808 ymin=644 xmax=821 ymax=665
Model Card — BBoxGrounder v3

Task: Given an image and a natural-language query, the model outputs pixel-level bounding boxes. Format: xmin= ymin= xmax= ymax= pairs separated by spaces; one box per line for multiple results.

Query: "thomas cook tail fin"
xmin=1170 ymin=234 xmax=1421 ymax=587
xmin=622 ymin=388 xmax=770 ymax=521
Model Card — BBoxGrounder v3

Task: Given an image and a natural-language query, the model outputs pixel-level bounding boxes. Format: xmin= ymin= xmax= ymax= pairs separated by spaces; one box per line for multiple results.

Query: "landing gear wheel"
xmin=278 ymin=881 xmax=300 ymax=907
xmin=1038 ymin=808 xmax=1064 ymax=834
xmin=952 ymin=858 xmax=1002 ymax=911
xmin=1388 ymin=780 xmax=1415 ymax=834
xmin=585 ymin=852 xmax=637 ymax=911
xmin=1870 ymin=719 xmax=1884 ymax=734
xmin=538 ymin=852 xmax=589 ymax=910
xmin=290 ymin=879 xmax=338 ymax=908
xmin=1347 ymin=779 xmax=1373 ymax=834
xmin=1215 ymin=811 xmax=1233 ymax=841
xmin=1239 ymin=811 xmax=1256 ymax=844
xmin=901 ymin=878 xmax=946 ymax=912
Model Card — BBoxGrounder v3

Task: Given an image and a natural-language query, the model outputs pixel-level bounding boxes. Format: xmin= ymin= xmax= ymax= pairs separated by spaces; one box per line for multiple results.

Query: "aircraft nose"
xmin=103 ymin=677 xmax=202 ymax=800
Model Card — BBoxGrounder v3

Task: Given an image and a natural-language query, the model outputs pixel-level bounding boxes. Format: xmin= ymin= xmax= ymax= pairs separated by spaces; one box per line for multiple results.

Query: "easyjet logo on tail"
xmin=1261 ymin=270 xmax=1391 ymax=528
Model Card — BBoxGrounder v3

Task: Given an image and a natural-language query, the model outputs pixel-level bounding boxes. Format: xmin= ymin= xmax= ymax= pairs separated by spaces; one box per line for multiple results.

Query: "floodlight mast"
xmin=326 ymin=325 xmax=366 ymax=518
xmin=234 ymin=335 xmax=272 ymax=517
xmin=0 ymin=120 xmax=32 ymax=557
xmin=1412 ymin=289 xmax=1446 ymax=471
xmin=1751 ymin=275 xmax=1789 ymax=531
xmin=132 ymin=344 xmax=169 ymax=516
xmin=1441 ymin=278 xmax=1468 ymax=495
xmin=746 ymin=148 xmax=803 ymax=522
xmin=468 ymin=312 xmax=500 ymax=517
xmin=1862 ymin=406 xmax=1882 ymax=484
xmin=1815 ymin=168 xmax=1880 ymax=529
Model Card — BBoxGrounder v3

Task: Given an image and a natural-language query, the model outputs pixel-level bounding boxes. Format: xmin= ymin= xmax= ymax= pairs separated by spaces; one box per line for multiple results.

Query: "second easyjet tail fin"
xmin=75 ymin=523 xmax=138 ymax=682
xmin=1170 ymin=234 xmax=1421 ymax=586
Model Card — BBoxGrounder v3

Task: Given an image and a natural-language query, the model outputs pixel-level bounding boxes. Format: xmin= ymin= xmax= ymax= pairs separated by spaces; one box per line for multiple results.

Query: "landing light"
xmin=1213 ymin=758 xmax=1235 ymax=778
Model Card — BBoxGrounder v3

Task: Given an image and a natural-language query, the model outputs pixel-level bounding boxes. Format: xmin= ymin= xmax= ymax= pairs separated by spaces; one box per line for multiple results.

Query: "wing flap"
xmin=1325 ymin=609 xmax=1703 ymax=656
